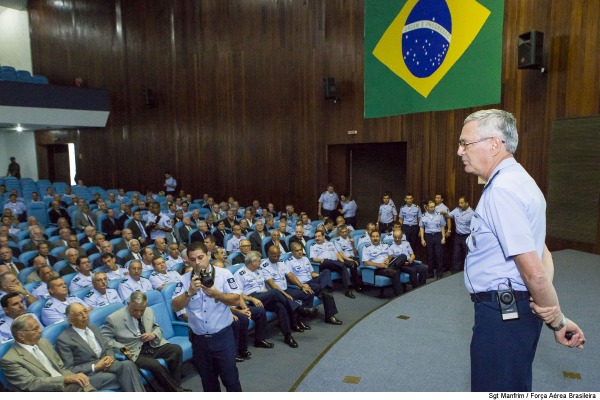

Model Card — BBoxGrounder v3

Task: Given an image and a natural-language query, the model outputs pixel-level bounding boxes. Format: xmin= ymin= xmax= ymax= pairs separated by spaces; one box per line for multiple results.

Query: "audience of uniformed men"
xmin=1 ymin=183 xmax=473 ymax=391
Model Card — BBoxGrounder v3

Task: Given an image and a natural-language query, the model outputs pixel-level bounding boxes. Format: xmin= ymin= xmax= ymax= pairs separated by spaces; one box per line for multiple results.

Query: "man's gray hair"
xmin=129 ymin=290 xmax=147 ymax=304
xmin=464 ymin=109 xmax=518 ymax=154
xmin=10 ymin=313 xmax=36 ymax=340
xmin=244 ymin=251 xmax=262 ymax=265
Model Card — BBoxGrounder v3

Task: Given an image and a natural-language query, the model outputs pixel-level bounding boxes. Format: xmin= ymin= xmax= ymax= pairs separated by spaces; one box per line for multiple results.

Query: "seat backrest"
xmin=53 ymin=260 xmax=69 ymax=273
xmin=27 ymin=203 xmax=49 ymax=227
xmin=41 ymin=320 xmax=70 ymax=345
xmin=116 ymin=249 xmax=131 ymax=259
xmin=280 ymin=252 xmax=292 ymax=262
xmin=110 ymin=238 xmax=124 ymax=248
xmin=305 ymin=239 xmax=316 ymax=258
xmin=88 ymin=302 xmax=124 ymax=329
xmin=141 ymin=270 xmax=153 ymax=279
xmin=350 ymin=229 xmax=366 ymax=240
xmin=26 ymin=298 xmax=49 ymax=322
xmin=145 ymin=290 xmax=175 ymax=339
xmin=161 ymin=282 xmax=179 ymax=322
xmin=227 ymin=263 xmax=244 ymax=275
xmin=0 ymin=340 xmax=15 ymax=388
xmin=50 ymin=245 xmax=67 ymax=258
xmin=108 ymin=278 xmax=124 ymax=291
xmin=226 ymin=251 xmax=241 ymax=265
xmin=62 ymin=272 xmax=77 ymax=287
xmin=18 ymin=250 xmax=38 ymax=266
xmin=17 ymin=266 xmax=36 ymax=283
xmin=261 ymin=236 xmax=272 ymax=258
xmin=81 ymin=242 xmax=95 ymax=252
xmin=72 ymin=287 xmax=92 ymax=299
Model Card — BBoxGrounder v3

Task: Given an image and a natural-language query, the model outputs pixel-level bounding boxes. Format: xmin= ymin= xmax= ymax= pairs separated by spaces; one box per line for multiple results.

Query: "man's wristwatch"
xmin=546 ymin=315 xmax=567 ymax=331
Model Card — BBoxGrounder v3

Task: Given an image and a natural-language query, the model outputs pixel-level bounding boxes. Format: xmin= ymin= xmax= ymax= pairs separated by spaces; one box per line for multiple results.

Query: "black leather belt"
xmin=470 ymin=290 xmax=530 ymax=303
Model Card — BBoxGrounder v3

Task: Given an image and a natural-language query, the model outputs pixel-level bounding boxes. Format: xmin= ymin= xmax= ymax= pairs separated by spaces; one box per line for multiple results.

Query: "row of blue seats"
xmin=0 ymin=287 xmax=190 ymax=390
xmin=0 ymin=65 xmax=49 ymax=84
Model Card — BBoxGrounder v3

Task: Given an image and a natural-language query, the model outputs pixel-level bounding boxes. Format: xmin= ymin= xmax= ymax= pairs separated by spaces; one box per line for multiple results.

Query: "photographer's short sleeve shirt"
xmin=174 ymin=266 xmax=236 ymax=335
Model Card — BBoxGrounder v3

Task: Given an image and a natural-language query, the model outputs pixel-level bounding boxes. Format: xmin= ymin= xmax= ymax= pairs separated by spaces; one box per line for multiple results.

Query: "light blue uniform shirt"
xmin=448 ymin=207 xmax=475 ymax=235
xmin=68 ymin=272 xmax=93 ymax=292
xmin=310 ymin=241 xmax=339 ymax=261
xmin=334 ymin=237 xmax=355 ymax=257
xmin=174 ymin=266 xmax=236 ymax=335
xmin=362 ymin=243 xmax=391 ymax=264
xmin=149 ymin=270 xmax=182 ymax=290
xmin=399 ymin=204 xmax=422 ymax=226
xmin=378 ymin=203 xmax=397 ymax=224
xmin=233 ymin=265 xmax=268 ymax=296
xmin=340 ymin=200 xmax=357 ymax=218
xmin=389 ymin=240 xmax=414 ymax=258
xmin=465 ymin=158 xmax=546 ymax=293
xmin=84 ymin=288 xmax=122 ymax=308
xmin=419 ymin=212 xmax=446 ymax=234
xmin=318 ymin=192 xmax=339 ymax=211
xmin=285 ymin=256 xmax=313 ymax=284
xmin=261 ymin=259 xmax=291 ymax=291
xmin=117 ymin=276 xmax=152 ymax=302
xmin=42 ymin=295 xmax=86 ymax=326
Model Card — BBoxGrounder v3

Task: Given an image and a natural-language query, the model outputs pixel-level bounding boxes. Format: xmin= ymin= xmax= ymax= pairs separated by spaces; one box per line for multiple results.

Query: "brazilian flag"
xmin=365 ymin=0 xmax=504 ymax=118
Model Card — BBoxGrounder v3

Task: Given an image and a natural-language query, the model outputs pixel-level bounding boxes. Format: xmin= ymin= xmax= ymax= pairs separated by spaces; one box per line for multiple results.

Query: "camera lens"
xmin=500 ymin=292 xmax=513 ymax=304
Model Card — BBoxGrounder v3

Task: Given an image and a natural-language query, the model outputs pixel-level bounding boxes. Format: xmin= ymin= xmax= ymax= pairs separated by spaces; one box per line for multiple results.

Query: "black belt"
xmin=456 ymin=233 xmax=470 ymax=237
xmin=190 ymin=325 xmax=229 ymax=339
xmin=470 ymin=290 xmax=530 ymax=303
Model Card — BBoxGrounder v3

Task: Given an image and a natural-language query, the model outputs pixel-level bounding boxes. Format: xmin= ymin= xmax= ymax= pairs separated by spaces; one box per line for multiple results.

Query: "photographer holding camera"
xmin=144 ymin=201 xmax=173 ymax=243
xmin=172 ymin=241 xmax=243 ymax=392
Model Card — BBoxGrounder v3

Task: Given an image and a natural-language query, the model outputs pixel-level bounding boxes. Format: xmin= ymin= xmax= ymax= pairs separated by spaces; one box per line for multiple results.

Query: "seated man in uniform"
xmin=84 ymin=271 xmax=123 ymax=309
xmin=362 ymin=230 xmax=403 ymax=297
xmin=69 ymin=256 xmax=94 ymax=292
xmin=42 ymin=276 xmax=90 ymax=326
xmin=1 ymin=291 xmax=45 ymax=342
xmin=286 ymin=242 xmax=342 ymax=325
xmin=55 ymin=303 xmax=145 ymax=392
xmin=101 ymin=253 xmax=128 ymax=281
xmin=117 ymin=260 xmax=152 ymax=302
xmin=30 ymin=264 xmax=56 ymax=299
xmin=261 ymin=245 xmax=314 ymax=329
xmin=388 ymin=227 xmax=428 ymax=289
xmin=232 ymin=251 xmax=301 ymax=348
xmin=310 ymin=231 xmax=359 ymax=299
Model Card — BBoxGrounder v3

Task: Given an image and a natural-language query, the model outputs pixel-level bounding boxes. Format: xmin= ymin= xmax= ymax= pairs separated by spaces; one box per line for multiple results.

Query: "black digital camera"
xmin=199 ymin=269 xmax=214 ymax=288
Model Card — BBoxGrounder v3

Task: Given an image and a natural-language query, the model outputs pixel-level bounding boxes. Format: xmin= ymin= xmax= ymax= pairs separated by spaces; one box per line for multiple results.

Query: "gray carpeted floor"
xmin=295 ymin=249 xmax=600 ymax=392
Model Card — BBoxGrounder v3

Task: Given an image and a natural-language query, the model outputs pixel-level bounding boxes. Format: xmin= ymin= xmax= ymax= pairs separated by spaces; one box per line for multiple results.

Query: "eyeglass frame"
xmin=457 ymin=137 xmax=505 ymax=150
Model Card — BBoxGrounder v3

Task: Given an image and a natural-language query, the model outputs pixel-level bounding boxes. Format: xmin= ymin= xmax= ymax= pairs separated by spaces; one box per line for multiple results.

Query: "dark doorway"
xmin=328 ymin=142 xmax=407 ymax=229
xmin=46 ymin=144 xmax=71 ymax=183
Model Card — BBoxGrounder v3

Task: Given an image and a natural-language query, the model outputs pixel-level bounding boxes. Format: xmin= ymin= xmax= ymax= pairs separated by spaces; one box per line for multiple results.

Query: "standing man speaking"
xmin=458 ymin=109 xmax=585 ymax=392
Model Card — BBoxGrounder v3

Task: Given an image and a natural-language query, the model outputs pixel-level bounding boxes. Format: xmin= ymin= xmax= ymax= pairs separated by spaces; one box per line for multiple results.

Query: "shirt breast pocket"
xmin=467 ymin=215 xmax=483 ymax=252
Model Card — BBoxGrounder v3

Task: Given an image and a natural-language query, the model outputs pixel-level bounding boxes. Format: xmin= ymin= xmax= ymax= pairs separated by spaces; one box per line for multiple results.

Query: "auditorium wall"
xmin=27 ymin=0 xmax=600 ymax=253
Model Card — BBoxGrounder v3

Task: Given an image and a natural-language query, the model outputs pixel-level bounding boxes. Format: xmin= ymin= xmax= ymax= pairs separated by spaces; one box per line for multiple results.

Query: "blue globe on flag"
xmin=401 ymin=0 xmax=452 ymax=78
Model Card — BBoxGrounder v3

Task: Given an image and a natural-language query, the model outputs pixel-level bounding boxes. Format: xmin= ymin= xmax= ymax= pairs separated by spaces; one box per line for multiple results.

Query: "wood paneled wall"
xmin=28 ymin=0 xmax=600 ymax=253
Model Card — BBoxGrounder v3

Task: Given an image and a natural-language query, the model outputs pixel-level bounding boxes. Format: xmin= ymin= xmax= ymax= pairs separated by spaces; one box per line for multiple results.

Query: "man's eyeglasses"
xmin=458 ymin=137 xmax=504 ymax=150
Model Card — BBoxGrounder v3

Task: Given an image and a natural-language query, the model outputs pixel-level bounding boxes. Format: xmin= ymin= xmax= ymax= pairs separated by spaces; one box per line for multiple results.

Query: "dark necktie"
xmin=86 ymin=214 xmax=95 ymax=227
xmin=137 ymin=318 xmax=153 ymax=355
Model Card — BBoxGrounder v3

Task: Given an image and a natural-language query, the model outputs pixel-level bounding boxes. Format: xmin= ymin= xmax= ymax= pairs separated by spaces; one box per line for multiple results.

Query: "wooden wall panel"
xmin=28 ymin=0 xmax=600 ymax=253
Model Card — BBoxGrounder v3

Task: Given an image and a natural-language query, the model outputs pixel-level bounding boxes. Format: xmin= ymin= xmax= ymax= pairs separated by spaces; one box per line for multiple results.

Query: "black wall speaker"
xmin=518 ymin=31 xmax=544 ymax=69
xmin=143 ymin=89 xmax=155 ymax=107
xmin=324 ymin=77 xmax=338 ymax=101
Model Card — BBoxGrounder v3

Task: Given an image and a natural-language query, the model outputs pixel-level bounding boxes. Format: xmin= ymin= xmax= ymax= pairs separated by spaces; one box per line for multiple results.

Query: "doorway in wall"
xmin=46 ymin=144 xmax=72 ymax=184
xmin=328 ymin=142 xmax=407 ymax=229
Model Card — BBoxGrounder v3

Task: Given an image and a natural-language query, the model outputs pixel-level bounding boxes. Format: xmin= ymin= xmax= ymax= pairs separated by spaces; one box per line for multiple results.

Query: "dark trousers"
xmin=285 ymin=287 xmax=315 ymax=310
xmin=389 ymin=257 xmax=428 ymax=288
xmin=471 ymin=298 xmax=542 ymax=392
xmin=378 ymin=222 xmax=393 ymax=233
xmin=252 ymin=289 xmax=298 ymax=334
xmin=135 ymin=343 xmax=182 ymax=392
xmin=306 ymin=270 xmax=338 ymax=318
xmin=401 ymin=224 xmax=419 ymax=252
xmin=345 ymin=216 xmax=357 ymax=229
xmin=425 ymin=232 xmax=445 ymax=278
xmin=452 ymin=234 xmax=469 ymax=273
xmin=232 ymin=314 xmax=249 ymax=353
xmin=248 ymin=305 xmax=268 ymax=340
xmin=320 ymin=259 xmax=357 ymax=289
xmin=321 ymin=208 xmax=337 ymax=219
xmin=191 ymin=325 xmax=242 ymax=392
xmin=378 ymin=254 xmax=406 ymax=296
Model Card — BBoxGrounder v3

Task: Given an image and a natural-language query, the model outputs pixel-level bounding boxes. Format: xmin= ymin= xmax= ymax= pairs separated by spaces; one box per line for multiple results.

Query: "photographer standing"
xmin=172 ymin=241 xmax=242 ymax=392
xmin=458 ymin=109 xmax=585 ymax=392
xmin=144 ymin=202 xmax=173 ymax=243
